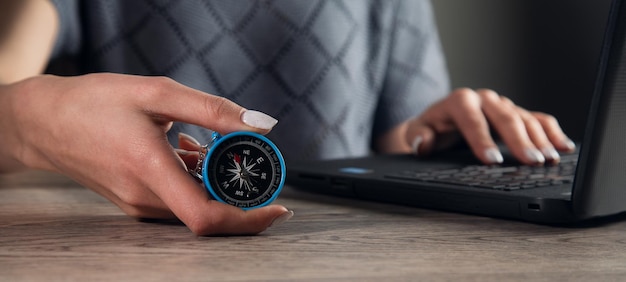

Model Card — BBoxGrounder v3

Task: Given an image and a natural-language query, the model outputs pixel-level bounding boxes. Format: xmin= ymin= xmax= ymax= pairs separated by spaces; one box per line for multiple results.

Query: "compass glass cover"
xmin=204 ymin=133 xmax=284 ymax=209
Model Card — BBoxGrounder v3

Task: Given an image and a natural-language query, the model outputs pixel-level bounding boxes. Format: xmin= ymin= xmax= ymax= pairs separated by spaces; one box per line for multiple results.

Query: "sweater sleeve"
xmin=49 ymin=0 xmax=82 ymax=60
xmin=371 ymin=0 xmax=450 ymax=139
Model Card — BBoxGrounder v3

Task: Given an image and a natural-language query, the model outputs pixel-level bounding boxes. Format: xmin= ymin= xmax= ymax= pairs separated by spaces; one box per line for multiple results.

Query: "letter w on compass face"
xmin=225 ymin=153 xmax=260 ymax=195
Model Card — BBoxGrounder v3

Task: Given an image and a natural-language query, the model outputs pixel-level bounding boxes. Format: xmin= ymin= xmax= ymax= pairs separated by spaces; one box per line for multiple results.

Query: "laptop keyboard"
xmin=385 ymin=154 xmax=577 ymax=191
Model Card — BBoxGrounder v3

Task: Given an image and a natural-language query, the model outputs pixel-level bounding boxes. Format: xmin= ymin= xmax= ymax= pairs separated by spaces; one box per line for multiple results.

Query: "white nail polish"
xmin=174 ymin=148 xmax=194 ymax=156
xmin=484 ymin=148 xmax=504 ymax=164
xmin=562 ymin=139 xmax=576 ymax=151
xmin=541 ymin=147 xmax=560 ymax=161
xmin=241 ymin=110 xmax=278 ymax=130
xmin=270 ymin=210 xmax=294 ymax=227
xmin=178 ymin=132 xmax=201 ymax=145
xmin=411 ymin=136 xmax=423 ymax=155
xmin=525 ymin=148 xmax=545 ymax=163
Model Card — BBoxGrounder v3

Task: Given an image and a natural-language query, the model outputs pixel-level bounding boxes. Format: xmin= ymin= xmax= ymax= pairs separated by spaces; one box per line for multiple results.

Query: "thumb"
xmin=405 ymin=121 xmax=462 ymax=156
xmin=405 ymin=122 xmax=437 ymax=156
xmin=191 ymin=204 xmax=294 ymax=236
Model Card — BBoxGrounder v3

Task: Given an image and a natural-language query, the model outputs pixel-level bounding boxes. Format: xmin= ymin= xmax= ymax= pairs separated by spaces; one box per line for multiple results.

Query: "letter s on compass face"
xmin=202 ymin=132 xmax=286 ymax=210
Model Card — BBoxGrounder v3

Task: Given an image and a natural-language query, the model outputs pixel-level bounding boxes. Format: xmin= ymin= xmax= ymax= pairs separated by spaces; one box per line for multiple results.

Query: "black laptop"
xmin=286 ymin=0 xmax=626 ymax=224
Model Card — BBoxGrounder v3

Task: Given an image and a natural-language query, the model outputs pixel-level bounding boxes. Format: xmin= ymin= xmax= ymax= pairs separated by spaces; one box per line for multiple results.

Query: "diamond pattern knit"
xmin=51 ymin=0 xmax=450 ymax=161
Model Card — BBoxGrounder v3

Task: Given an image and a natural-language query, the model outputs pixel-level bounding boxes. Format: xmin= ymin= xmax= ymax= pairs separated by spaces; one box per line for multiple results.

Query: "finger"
xmin=178 ymin=133 xmax=201 ymax=151
xmin=135 ymin=76 xmax=278 ymax=135
xmin=477 ymin=89 xmax=545 ymax=165
xmin=177 ymin=133 xmax=202 ymax=170
xmin=174 ymin=148 xmax=200 ymax=171
xmin=187 ymin=203 xmax=294 ymax=236
xmin=405 ymin=119 xmax=461 ymax=156
xmin=405 ymin=122 xmax=437 ymax=156
xmin=516 ymin=108 xmax=561 ymax=163
xmin=143 ymin=145 xmax=292 ymax=235
xmin=444 ymin=88 xmax=503 ymax=164
xmin=531 ymin=112 xmax=577 ymax=152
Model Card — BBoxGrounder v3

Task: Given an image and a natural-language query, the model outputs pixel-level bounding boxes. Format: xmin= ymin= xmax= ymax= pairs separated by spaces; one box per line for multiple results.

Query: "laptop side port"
xmin=527 ymin=203 xmax=541 ymax=211
xmin=330 ymin=178 xmax=351 ymax=191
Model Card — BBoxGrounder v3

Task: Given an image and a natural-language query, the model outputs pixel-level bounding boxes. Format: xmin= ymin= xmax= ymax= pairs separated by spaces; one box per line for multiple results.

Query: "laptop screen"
xmin=573 ymin=0 xmax=626 ymax=218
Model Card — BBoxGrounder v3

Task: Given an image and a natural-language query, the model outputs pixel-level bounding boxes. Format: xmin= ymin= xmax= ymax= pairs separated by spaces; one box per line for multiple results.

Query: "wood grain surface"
xmin=1 ymin=170 xmax=625 ymax=281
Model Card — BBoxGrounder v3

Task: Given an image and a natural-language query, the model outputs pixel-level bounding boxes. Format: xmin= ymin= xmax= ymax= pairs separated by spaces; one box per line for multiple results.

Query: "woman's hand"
xmin=378 ymin=88 xmax=576 ymax=165
xmin=0 ymin=73 xmax=292 ymax=235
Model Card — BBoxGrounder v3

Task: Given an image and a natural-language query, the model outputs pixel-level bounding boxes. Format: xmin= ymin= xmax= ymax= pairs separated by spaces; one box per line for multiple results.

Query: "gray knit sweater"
xmin=50 ymin=0 xmax=450 ymax=161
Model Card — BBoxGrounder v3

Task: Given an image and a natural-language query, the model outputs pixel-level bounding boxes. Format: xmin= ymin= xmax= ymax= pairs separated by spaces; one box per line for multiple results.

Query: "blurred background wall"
xmin=431 ymin=0 xmax=613 ymax=141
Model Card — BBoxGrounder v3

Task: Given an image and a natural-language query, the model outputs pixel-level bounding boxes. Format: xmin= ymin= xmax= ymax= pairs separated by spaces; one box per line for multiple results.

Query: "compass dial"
xmin=202 ymin=132 xmax=285 ymax=209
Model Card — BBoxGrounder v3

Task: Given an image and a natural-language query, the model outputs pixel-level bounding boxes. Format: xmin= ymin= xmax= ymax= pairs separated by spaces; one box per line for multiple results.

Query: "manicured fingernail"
xmin=525 ymin=148 xmax=545 ymax=163
xmin=178 ymin=132 xmax=201 ymax=145
xmin=484 ymin=148 xmax=503 ymax=164
xmin=174 ymin=148 xmax=195 ymax=156
xmin=541 ymin=147 xmax=560 ymax=161
xmin=411 ymin=136 xmax=423 ymax=155
xmin=270 ymin=210 xmax=294 ymax=227
xmin=562 ymin=139 xmax=576 ymax=151
xmin=241 ymin=110 xmax=278 ymax=130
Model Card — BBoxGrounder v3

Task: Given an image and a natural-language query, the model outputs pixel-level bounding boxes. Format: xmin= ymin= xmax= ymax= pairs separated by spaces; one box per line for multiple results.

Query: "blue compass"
xmin=191 ymin=132 xmax=286 ymax=210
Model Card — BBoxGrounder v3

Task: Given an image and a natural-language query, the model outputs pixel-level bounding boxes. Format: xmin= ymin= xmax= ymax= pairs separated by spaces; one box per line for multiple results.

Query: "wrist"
xmin=0 ymin=82 xmax=30 ymax=173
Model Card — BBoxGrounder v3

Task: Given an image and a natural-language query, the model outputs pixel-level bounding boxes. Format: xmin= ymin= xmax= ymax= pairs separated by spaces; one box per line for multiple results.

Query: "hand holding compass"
xmin=2 ymin=73 xmax=291 ymax=235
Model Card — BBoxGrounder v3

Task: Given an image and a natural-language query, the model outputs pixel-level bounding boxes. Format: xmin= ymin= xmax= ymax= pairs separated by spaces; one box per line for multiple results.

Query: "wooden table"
xmin=1 ymin=170 xmax=626 ymax=281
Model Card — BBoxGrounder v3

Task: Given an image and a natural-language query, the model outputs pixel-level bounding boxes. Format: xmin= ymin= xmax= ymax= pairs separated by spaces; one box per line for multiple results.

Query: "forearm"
xmin=0 ymin=0 xmax=58 ymax=83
